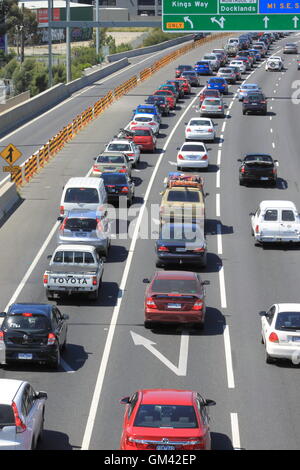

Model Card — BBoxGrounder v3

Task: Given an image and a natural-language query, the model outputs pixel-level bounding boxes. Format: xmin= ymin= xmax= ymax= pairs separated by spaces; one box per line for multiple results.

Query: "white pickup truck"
xmin=43 ymin=244 xmax=104 ymax=300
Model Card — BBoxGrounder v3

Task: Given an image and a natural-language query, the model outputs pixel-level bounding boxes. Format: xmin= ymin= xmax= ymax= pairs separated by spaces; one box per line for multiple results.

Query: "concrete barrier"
xmin=0 ymin=91 xmax=31 ymax=114
xmin=106 ymin=34 xmax=193 ymax=62
xmin=0 ymin=58 xmax=130 ymax=138
xmin=0 ymin=182 xmax=21 ymax=222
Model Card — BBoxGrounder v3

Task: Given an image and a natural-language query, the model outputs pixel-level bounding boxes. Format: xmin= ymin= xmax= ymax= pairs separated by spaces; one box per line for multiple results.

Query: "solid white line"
xmin=219 ymin=265 xmax=227 ymax=309
xmin=217 ymin=149 xmax=222 ymax=165
xmin=80 ymin=87 xmax=203 ymax=451
xmin=272 ymin=142 xmax=275 ymax=148
xmin=221 ymin=122 xmax=226 ymax=133
xmin=230 ymin=413 xmax=241 ymax=449
xmin=216 ymin=193 xmax=220 ymax=217
xmin=216 ymin=168 xmax=220 ymax=188
xmin=224 ymin=325 xmax=235 ymax=388
xmin=270 ymin=128 xmax=273 ymax=133
xmin=217 ymin=223 xmax=222 ymax=255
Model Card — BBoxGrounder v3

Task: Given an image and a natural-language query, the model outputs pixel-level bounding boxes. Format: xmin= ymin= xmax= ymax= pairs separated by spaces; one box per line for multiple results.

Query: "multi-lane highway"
xmin=1 ymin=32 xmax=300 ymax=450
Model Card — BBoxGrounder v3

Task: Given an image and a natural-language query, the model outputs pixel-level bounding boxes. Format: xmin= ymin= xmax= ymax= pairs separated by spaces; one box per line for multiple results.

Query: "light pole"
xmin=48 ymin=0 xmax=53 ymax=87
xmin=66 ymin=0 xmax=71 ymax=82
xmin=95 ymin=0 xmax=99 ymax=56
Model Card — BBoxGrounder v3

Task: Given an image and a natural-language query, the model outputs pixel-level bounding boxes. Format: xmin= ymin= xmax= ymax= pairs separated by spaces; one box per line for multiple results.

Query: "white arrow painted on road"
xmin=211 ymin=16 xmax=226 ymax=29
xmin=183 ymin=16 xmax=194 ymax=29
xmin=263 ymin=16 xmax=269 ymax=28
xmin=293 ymin=16 xmax=299 ymax=28
xmin=130 ymin=331 xmax=190 ymax=376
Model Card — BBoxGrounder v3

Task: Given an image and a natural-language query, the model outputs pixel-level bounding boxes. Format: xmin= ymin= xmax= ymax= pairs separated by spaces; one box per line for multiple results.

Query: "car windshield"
xmin=204 ymin=55 xmax=216 ymax=60
xmin=2 ymin=314 xmax=50 ymax=332
xmin=97 ymin=155 xmax=125 ymax=163
xmin=220 ymin=69 xmax=232 ymax=73
xmin=197 ymin=61 xmax=209 ymax=66
xmin=133 ymin=129 xmax=151 ymax=136
xmin=242 ymin=85 xmax=258 ymax=90
xmin=182 ymin=71 xmax=196 ymax=76
xmin=152 ymin=278 xmax=198 ymax=293
xmin=133 ymin=404 xmax=198 ymax=429
xmin=203 ymin=99 xmax=221 ymax=106
xmin=181 ymin=144 xmax=205 ymax=152
xmin=64 ymin=188 xmax=99 ymax=204
xmin=209 ymin=78 xmax=224 ymax=83
xmin=275 ymin=312 xmax=300 ymax=331
xmin=107 ymin=144 xmax=131 ymax=152
xmin=134 ymin=117 xmax=152 ymax=122
xmin=166 ymin=191 xmax=200 ymax=203
xmin=160 ymin=224 xmax=203 ymax=241
xmin=177 ymin=65 xmax=192 ymax=70
xmin=189 ymin=119 xmax=211 ymax=127
xmin=101 ymin=174 xmax=127 ymax=185
xmin=65 ymin=218 xmax=97 ymax=231
xmin=137 ymin=107 xmax=154 ymax=114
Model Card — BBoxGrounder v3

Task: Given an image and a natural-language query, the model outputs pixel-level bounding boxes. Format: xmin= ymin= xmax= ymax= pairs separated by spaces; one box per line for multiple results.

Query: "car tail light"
xmin=208 ymin=128 xmax=213 ymax=133
xmin=178 ymin=154 xmax=185 ymax=160
xmin=255 ymin=225 xmax=259 ymax=233
xmin=261 ymin=100 xmax=266 ymax=104
xmin=47 ymin=333 xmax=56 ymax=346
xmin=93 ymin=165 xmax=100 ymax=172
xmin=193 ymin=247 xmax=205 ymax=252
xmin=131 ymin=122 xmax=137 ymax=125
xmin=218 ymin=106 xmax=222 ymax=110
xmin=59 ymin=217 xmax=67 ymax=231
xmin=186 ymin=128 xmax=191 ymax=132
xmin=60 ymin=205 xmax=64 ymax=215
xmin=201 ymin=154 xmax=208 ymax=160
xmin=0 ymin=331 xmax=4 ymax=344
xmin=12 ymin=402 xmax=26 ymax=433
xmin=158 ymin=245 xmax=169 ymax=252
xmin=43 ymin=274 xmax=48 ymax=285
xmin=269 ymin=332 xmax=279 ymax=343
xmin=92 ymin=276 xmax=98 ymax=286
xmin=146 ymin=297 xmax=157 ymax=309
xmin=127 ymin=153 xmax=134 ymax=157
xmin=201 ymin=105 xmax=206 ymax=109
xmin=241 ymin=167 xmax=245 ymax=174
xmin=121 ymin=187 xmax=129 ymax=193
xmin=119 ymin=169 xmax=127 ymax=173
xmin=149 ymin=122 xmax=156 ymax=126
xmin=192 ymin=300 xmax=204 ymax=311
xmin=244 ymin=100 xmax=249 ymax=103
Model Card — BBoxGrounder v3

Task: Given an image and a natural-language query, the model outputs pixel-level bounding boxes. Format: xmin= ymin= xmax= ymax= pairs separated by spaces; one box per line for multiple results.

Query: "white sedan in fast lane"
xmin=127 ymin=113 xmax=160 ymax=136
xmin=185 ymin=117 xmax=216 ymax=142
xmin=177 ymin=141 xmax=209 ymax=170
xmin=260 ymin=304 xmax=300 ymax=364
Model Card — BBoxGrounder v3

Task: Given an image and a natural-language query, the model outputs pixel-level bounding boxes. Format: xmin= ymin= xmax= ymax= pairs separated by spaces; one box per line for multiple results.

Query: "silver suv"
xmin=57 ymin=209 xmax=111 ymax=256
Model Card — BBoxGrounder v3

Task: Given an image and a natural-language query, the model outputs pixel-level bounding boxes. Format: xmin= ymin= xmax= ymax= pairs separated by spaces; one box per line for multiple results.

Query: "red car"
xmin=175 ymin=77 xmax=191 ymax=94
xmin=120 ymin=389 xmax=216 ymax=450
xmin=130 ymin=126 xmax=156 ymax=152
xmin=199 ymin=87 xmax=221 ymax=105
xmin=153 ymin=90 xmax=176 ymax=109
xmin=144 ymin=271 xmax=209 ymax=329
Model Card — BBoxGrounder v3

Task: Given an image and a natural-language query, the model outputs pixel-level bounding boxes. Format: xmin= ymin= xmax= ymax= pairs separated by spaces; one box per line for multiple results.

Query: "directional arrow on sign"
xmin=130 ymin=330 xmax=190 ymax=376
xmin=211 ymin=16 xmax=226 ymax=29
xmin=263 ymin=16 xmax=269 ymax=28
xmin=293 ymin=16 xmax=299 ymax=28
xmin=183 ymin=16 xmax=194 ymax=29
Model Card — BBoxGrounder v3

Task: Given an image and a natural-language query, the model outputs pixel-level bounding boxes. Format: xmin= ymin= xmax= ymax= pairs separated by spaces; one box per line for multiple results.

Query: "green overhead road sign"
xmin=162 ymin=0 xmax=300 ymax=31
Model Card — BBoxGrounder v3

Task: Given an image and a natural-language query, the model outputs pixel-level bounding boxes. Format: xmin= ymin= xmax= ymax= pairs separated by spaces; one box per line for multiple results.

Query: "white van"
xmin=227 ymin=38 xmax=241 ymax=49
xmin=59 ymin=177 xmax=107 ymax=216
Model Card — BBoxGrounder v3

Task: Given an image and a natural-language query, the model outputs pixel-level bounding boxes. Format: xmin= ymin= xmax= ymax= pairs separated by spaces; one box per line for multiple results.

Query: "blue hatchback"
xmin=194 ymin=61 xmax=213 ymax=75
xmin=207 ymin=77 xmax=228 ymax=94
xmin=132 ymin=104 xmax=161 ymax=121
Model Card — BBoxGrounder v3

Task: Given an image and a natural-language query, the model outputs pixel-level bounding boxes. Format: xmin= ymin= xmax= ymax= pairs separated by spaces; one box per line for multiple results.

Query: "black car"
xmin=155 ymin=222 xmax=207 ymax=268
xmin=193 ymin=32 xmax=205 ymax=41
xmin=101 ymin=172 xmax=135 ymax=206
xmin=238 ymin=153 xmax=278 ymax=186
xmin=175 ymin=64 xmax=193 ymax=78
xmin=180 ymin=70 xmax=200 ymax=87
xmin=242 ymin=92 xmax=267 ymax=115
xmin=0 ymin=303 xmax=68 ymax=369
xmin=145 ymin=95 xmax=170 ymax=116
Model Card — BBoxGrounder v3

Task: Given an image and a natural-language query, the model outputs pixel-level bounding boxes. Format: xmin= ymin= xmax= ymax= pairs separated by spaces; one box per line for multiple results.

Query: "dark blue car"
xmin=132 ymin=104 xmax=161 ymax=121
xmin=194 ymin=61 xmax=213 ymax=75
xmin=207 ymin=77 xmax=228 ymax=94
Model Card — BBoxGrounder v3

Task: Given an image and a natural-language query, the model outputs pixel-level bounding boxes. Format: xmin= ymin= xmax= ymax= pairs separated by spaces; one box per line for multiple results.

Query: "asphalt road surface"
xmin=1 ymin=32 xmax=300 ymax=450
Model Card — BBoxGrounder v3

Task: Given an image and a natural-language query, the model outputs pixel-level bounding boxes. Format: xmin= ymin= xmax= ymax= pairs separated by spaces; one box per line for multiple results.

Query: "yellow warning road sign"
xmin=0 ymin=144 xmax=22 ymax=165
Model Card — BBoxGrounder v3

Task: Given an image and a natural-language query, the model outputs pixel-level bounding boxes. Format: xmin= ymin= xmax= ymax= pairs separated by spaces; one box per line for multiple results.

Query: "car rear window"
xmin=134 ymin=404 xmax=198 ymax=429
xmin=203 ymin=99 xmax=221 ymax=106
xmin=107 ymin=144 xmax=131 ymax=152
xmin=0 ymin=405 xmax=15 ymax=427
xmin=52 ymin=251 xmax=95 ymax=264
xmin=244 ymin=155 xmax=273 ymax=164
xmin=152 ymin=279 xmax=198 ymax=294
xmin=282 ymin=210 xmax=295 ymax=221
xmin=264 ymin=210 xmax=278 ymax=221
xmin=137 ymin=107 xmax=154 ymax=114
xmin=133 ymin=129 xmax=151 ymax=136
xmin=101 ymin=174 xmax=127 ymax=185
xmin=167 ymin=191 xmax=200 ymax=203
xmin=135 ymin=117 xmax=152 ymax=122
xmin=65 ymin=218 xmax=97 ymax=231
xmin=97 ymin=155 xmax=125 ymax=163
xmin=189 ymin=120 xmax=211 ymax=127
xmin=275 ymin=312 xmax=300 ymax=331
xmin=181 ymin=144 xmax=205 ymax=152
xmin=248 ymin=94 xmax=264 ymax=102
xmin=64 ymin=188 xmax=99 ymax=204
xmin=2 ymin=314 xmax=50 ymax=331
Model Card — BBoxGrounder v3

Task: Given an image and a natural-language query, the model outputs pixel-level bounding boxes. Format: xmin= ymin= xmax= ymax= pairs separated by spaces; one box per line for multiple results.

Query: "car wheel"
xmin=156 ymin=260 xmax=164 ymax=268
xmin=194 ymin=322 xmax=204 ymax=330
xmin=49 ymin=348 xmax=60 ymax=370
xmin=242 ymin=110 xmax=246 ymax=115
xmin=144 ymin=321 xmax=153 ymax=329
xmin=90 ymin=287 xmax=99 ymax=300
xmin=265 ymin=350 xmax=276 ymax=364
xmin=46 ymin=289 xmax=54 ymax=301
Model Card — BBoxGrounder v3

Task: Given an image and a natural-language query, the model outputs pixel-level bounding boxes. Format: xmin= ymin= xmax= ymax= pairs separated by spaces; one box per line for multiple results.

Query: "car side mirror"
xmin=34 ymin=391 xmax=48 ymax=400
xmin=202 ymin=280 xmax=210 ymax=285
xmin=259 ymin=311 xmax=267 ymax=317
xmin=143 ymin=278 xmax=150 ymax=283
xmin=0 ymin=312 xmax=6 ymax=318
xmin=47 ymin=255 xmax=52 ymax=260
xmin=204 ymin=399 xmax=216 ymax=407
xmin=62 ymin=314 xmax=69 ymax=320
xmin=120 ymin=396 xmax=130 ymax=405
xmin=237 ymin=159 xmax=242 ymax=162
xmin=205 ymin=192 xmax=209 ymax=197
xmin=249 ymin=212 xmax=255 ymax=216
xmin=93 ymin=157 xmax=97 ymax=160
xmin=57 ymin=216 xmax=64 ymax=221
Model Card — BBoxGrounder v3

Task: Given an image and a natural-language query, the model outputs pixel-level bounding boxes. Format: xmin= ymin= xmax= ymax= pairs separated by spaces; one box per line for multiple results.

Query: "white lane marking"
xmin=216 ymin=193 xmax=220 ymax=217
xmin=221 ymin=122 xmax=226 ymax=133
xmin=224 ymin=325 xmax=235 ymax=389
xmin=217 ymin=223 xmax=222 ymax=255
xmin=270 ymin=128 xmax=273 ymax=133
xmin=80 ymin=86 xmax=203 ymax=451
xmin=216 ymin=168 xmax=220 ymax=188
xmin=272 ymin=142 xmax=276 ymax=148
xmin=219 ymin=265 xmax=227 ymax=309
xmin=230 ymin=413 xmax=241 ymax=449
xmin=217 ymin=149 xmax=222 ymax=165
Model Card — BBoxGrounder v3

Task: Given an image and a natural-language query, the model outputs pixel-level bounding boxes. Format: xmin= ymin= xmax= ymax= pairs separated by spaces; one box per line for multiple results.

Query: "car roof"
xmin=0 ymin=379 xmax=24 ymax=404
xmin=153 ymin=271 xmax=197 ymax=281
xmin=259 ymin=200 xmax=297 ymax=210
xmin=133 ymin=113 xmax=155 ymax=118
xmin=99 ymin=151 xmax=126 ymax=157
xmin=54 ymin=244 xmax=97 ymax=252
xmin=67 ymin=209 xmax=100 ymax=218
xmin=140 ymin=389 xmax=194 ymax=405
xmin=277 ymin=304 xmax=300 ymax=313
xmin=8 ymin=303 xmax=52 ymax=315
xmin=101 ymin=172 xmax=127 ymax=177
xmin=65 ymin=177 xmax=102 ymax=188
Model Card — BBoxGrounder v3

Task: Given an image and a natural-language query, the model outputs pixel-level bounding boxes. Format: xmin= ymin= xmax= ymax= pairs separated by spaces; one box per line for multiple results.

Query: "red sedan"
xmin=144 ymin=271 xmax=209 ymax=329
xmin=153 ymin=90 xmax=175 ymax=109
xmin=120 ymin=389 xmax=216 ymax=450
xmin=175 ymin=77 xmax=191 ymax=94
xmin=130 ymin=126 xmax=156 ymax=152
xmin=199 ymin=87 xmax=221 ymax=105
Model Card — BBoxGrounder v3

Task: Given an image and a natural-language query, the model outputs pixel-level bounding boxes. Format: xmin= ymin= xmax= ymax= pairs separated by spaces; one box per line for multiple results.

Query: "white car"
xmin=177 ymin=141 xmax=209 ymax=170
xmin=237 ymin=83 xmax=262 ymax=101
xmin=0 ymin=379 xmax=47 ymax=450
xmin=260 ymin=304 xmax=300 ymax=364
xmin=265 ymin=56 xmax=284 ymax=71
xmin=250 ymin=200 xmax=300 ymax=244
xmin=229 ymin=60 xmax=246 ymax=74
xmin=104 ymin=139 xmax=140 ymax=167
xmin=185 ymin=117 xmax=216 ymax=142
xmin=127 ymin=113 xmax=160 ymax=136
xmin=202 ymin=53 xmax=220 ymax=71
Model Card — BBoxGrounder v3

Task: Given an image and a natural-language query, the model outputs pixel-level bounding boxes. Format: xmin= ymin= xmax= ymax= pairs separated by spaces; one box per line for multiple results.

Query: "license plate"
xmin=187 ymin=155 xmax=198 ymax=160
xmin=168 ymin=303 xmax=182 ymax=309
xmin=260 ymin=177 xmax=269 ymax=180
xmin=176 ymin=248 xmax=186 ymax=252
xmin=108 ymin=188 xmax=116 ymax=192
xmin=292 ymin=337 xmax=300 ymax=342
xmin=18 ymin=353 xmax=32 ymax=360
xmin=76 ymin=232 xmax=87 ymax=237
xmin=156 ymin=445 xmax=175 ymax=450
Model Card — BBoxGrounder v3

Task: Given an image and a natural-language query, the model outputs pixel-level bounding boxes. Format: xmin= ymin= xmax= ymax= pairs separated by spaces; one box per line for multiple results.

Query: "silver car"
xmin=202 ymin=53 xmax=220 ymax=71
xmin=200 ymin=97 xmax=225 ymax=117
xmin=57 ymin=209 xmax=111 ymax=256
xmin=217 ymin=67 xmax=236 ymax=83
xmin=283 ymin=43 xmax=298 ymax=54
